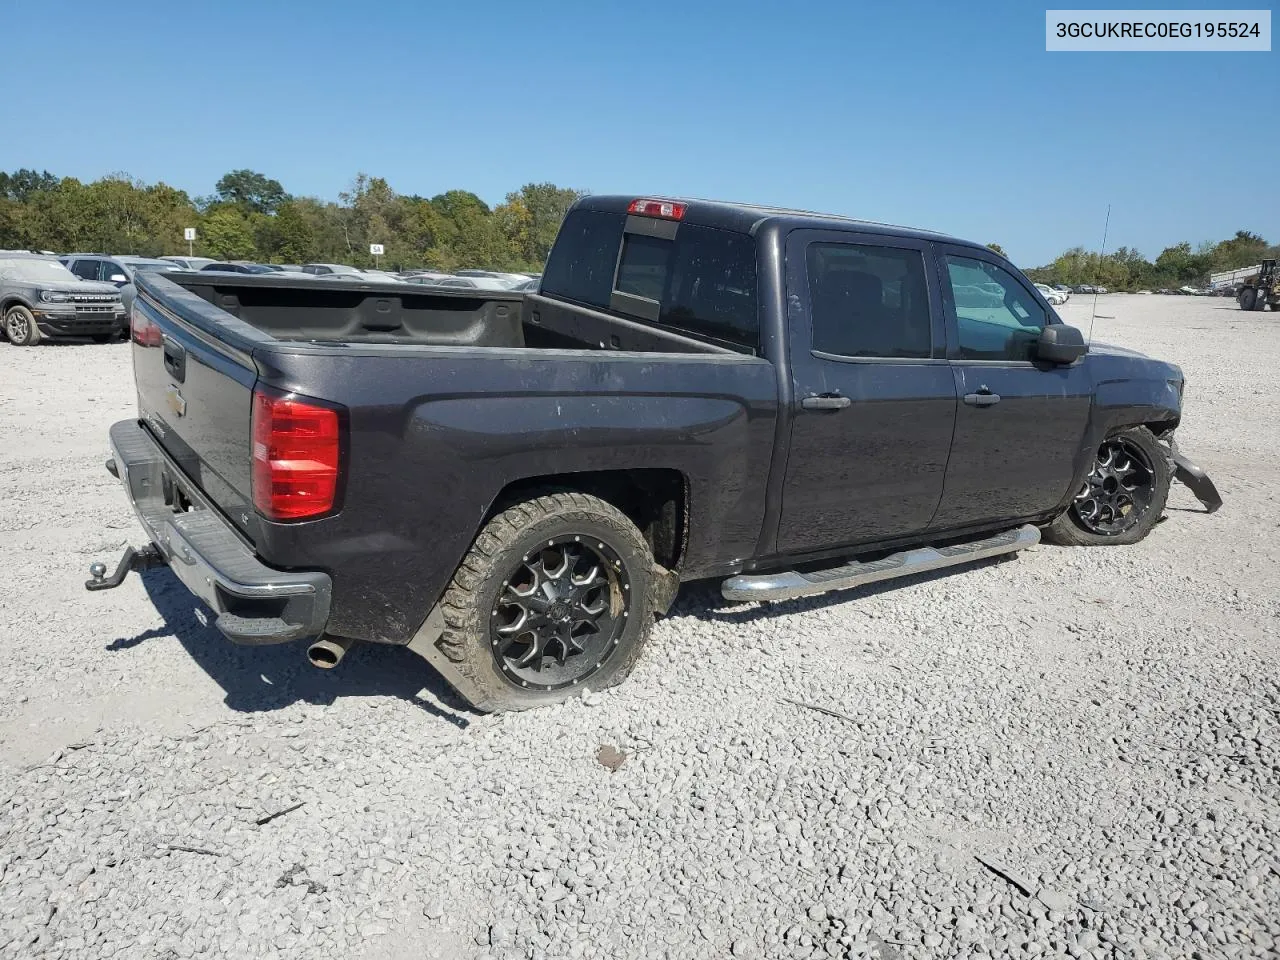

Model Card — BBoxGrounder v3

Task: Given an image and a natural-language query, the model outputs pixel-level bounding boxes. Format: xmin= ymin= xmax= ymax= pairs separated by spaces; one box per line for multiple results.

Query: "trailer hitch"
xmin=85 ymin=544 xmax=166 ymax=591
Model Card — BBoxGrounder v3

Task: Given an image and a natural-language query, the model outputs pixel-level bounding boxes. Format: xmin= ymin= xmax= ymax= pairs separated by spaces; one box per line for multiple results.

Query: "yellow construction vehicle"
xmin=1236 ymin=259 xmax=1277 ymax=311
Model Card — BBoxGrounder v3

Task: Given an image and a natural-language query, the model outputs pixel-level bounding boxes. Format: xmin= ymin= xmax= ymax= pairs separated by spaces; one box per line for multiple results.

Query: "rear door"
xmin=930 ymin=246 xmax=1091 ymax=528
xmin=775 ymin=230 xmax=956 ymax=555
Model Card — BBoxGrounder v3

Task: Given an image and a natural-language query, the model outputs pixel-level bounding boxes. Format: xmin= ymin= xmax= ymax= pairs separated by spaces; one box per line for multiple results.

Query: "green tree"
xmin=0 ymin=169 xmax=58 ymax=202
xmin=429 ymin=190 xmax=517 ymax=269
xmin=986 ymin=242 xmax=1007 ymax=258
xmin=257 ymin=200 xmax=317 ymax=263
xmin=200 ymin=205 xmax=256 ymax=259
xmin=501 ymin=183 xmax=582 ymax=265
xmin=1209 ymin=230 xmax=1268 ymax=272
xmin=215 ymin=169 xmax=289 ymax=215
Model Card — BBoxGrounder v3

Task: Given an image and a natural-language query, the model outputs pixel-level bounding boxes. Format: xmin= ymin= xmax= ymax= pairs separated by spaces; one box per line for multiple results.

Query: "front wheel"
xmin=1044 ymin=427 xmax=1172 ymax=546
xmin=435 ymin=492 xmax=656 ymax=712
xmin=3 ymin=306 xmax=41 ymax=346
xmin=1239 ymin=288 xmax=1257 ymax=311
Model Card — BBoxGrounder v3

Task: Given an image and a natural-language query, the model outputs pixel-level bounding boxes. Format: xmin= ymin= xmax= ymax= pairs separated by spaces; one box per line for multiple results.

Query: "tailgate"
xmin=131 ymin=272 xmax=262 ymax=543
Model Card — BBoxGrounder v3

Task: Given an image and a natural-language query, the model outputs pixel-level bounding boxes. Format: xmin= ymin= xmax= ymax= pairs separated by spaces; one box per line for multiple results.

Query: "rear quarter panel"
xmin=253 ymin=346 xmax=778 ymax=643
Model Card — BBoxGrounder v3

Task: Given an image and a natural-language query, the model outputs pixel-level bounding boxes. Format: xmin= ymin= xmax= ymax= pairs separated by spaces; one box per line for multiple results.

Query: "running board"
xmin=721 ymin=524 xmax=1040 ymax=603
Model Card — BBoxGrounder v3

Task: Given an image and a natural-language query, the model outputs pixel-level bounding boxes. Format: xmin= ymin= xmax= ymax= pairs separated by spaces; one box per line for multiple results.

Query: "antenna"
xmin=1087 ymin=204 xmax=1111 ymax=345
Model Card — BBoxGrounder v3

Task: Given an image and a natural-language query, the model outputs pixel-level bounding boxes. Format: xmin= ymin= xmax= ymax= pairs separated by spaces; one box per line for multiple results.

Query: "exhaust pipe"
xmin=307 ymin=635 xmax=354 ymax=669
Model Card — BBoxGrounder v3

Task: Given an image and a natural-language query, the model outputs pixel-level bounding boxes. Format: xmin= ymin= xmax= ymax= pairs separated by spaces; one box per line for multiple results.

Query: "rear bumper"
xmin=104 ymin=419 xmax=332 ymax=644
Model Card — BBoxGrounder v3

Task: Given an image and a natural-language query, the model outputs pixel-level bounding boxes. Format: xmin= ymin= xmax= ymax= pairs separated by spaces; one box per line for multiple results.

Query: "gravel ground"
xmin=1 ymin=295 xmax=1277 ymax=960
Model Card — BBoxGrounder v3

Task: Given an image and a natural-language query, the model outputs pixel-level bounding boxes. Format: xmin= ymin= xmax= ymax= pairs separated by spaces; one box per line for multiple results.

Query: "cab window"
xmin=944 ymin=256 xmax=1046 ymax=361
xmin=806 ymin=243 xmax=933 ymax=359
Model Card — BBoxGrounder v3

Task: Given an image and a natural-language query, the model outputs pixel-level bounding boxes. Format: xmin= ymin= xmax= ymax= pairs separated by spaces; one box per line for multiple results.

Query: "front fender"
xmin=1090 ymin=375 xmax=1181 ymax=438
xmin=1054 ymin=373 xmax=1182 ymax=517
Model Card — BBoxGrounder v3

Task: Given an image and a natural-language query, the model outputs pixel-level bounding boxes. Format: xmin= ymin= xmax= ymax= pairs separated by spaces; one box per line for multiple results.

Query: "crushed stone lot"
xmin=1 ymin=294 xmax=1278 ymax=960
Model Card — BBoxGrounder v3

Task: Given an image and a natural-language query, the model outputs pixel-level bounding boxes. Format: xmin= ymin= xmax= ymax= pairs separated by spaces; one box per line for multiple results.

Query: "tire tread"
xmin=434 ymin=491 xmax=655 ymax=712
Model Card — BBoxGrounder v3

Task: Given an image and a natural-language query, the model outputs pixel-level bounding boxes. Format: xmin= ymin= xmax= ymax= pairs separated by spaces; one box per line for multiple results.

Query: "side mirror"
xmin=1037 ymin=323 xmax=1088 ymax=364
xmin=109 ymin=274 xmax=128 ymax=284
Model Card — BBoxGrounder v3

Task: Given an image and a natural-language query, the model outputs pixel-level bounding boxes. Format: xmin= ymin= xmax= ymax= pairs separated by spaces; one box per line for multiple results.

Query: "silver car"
xmin=1 ymin=255 xmax=125 ymax=345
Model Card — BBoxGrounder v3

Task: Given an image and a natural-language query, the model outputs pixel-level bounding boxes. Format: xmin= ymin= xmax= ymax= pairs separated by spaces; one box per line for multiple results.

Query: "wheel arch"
xmin=486 ymin=468 xmax=689 ymax=572
xmin=1 ymin=296 xmax=34 ymax=314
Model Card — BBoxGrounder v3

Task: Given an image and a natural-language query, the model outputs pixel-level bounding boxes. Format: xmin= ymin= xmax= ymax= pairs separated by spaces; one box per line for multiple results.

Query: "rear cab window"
xmin=541 ymin=207 xmax=759 ymax=353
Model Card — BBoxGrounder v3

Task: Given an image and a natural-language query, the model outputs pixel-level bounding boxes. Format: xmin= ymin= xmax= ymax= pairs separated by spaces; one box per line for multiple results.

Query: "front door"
xmin=775 ymin=231 xmax=957 ymax=556
xmin=930 ymin=246 xmax=1092 ymax=529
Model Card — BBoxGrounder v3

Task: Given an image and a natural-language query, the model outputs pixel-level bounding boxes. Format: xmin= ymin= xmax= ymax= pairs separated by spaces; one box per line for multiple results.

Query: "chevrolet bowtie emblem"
xmin=166 ymin=385 xmax=187 ymax=418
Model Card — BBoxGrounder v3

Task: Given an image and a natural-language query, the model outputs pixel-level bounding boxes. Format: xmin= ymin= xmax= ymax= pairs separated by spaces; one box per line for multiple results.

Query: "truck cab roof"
xmin=575 ymin=195 xmax=989 ymax=253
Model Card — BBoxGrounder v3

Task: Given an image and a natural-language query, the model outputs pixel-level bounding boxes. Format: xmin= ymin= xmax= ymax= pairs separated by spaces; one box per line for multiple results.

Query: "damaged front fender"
xmin=1170 ymin=447 xmax=1223 ymax=514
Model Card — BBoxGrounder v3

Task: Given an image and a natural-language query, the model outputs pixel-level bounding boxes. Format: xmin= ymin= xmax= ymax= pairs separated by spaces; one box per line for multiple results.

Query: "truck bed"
xmin=155 ymin=272 xmax=731 ymax=355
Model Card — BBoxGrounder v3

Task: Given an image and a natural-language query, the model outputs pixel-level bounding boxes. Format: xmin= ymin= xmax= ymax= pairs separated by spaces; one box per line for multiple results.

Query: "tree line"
xmin=1019 ymin=232 xmax=1278 ymax=291
xmin=0 ymin=168 xmax=582 ymax=272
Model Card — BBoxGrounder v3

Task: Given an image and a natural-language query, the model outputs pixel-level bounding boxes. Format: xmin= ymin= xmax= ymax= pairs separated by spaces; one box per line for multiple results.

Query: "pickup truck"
xmin=85 ymin=195 xmax=1222 ymax=711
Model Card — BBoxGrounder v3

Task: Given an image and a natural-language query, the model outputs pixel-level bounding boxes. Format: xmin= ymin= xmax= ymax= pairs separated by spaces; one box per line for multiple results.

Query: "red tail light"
xmin=131 ymin=306 xmax=163 ymax=347
xmin=251 ymin=388 xmax=343 ymax=521
xmin=628 ymin=198 xmax=686 ymax=220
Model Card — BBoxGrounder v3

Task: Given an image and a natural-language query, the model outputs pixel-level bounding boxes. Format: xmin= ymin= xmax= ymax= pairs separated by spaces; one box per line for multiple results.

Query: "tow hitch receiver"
xmin=86 ymin=544 xmax=166 ymax=591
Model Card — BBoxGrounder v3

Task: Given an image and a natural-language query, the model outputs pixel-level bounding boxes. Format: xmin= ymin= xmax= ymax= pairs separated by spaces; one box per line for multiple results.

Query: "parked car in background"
xmin=159 ymin=255 xmax=216 ymax=271
xmin=455 ymin=270 xmax=534 ymax=288
xmin=399 ymin=271 xmax=452 ymax=285
xmin=432 ymin=276 xmax=520 ymax=290
xmin=301 ymin=263 xmax=361 ymax=276
xmin=1035 ymin=283 xmax=1067 ymax=305
xmin=199 ymin=262 xmax=278 ymax=275
xmin=1 ymin=254 xmax=125 ymax=345
xmin=60 ymin=254 xmax=180 ymax=321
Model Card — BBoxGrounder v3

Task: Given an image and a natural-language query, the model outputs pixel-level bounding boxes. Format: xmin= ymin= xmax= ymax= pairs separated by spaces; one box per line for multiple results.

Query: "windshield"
xmin=244 ymin=264 xmax=276 ymax=274
xmin=129 ymin=261 xmax=178 ymax=273
xmin=0 ymin=258 xmax=78 ymax=282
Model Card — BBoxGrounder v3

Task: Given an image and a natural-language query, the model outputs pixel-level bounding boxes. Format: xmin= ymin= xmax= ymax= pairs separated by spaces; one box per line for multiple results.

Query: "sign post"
xmin=183 ymin=227 xmax=196 ymax=257
xmin=370 ymin=243 xmax=384 ymax=270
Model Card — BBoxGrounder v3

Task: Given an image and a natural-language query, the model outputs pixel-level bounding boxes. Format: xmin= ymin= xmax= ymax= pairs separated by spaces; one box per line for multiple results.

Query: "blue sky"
xmin=1 ymin=0 xmax=1275 ymax=265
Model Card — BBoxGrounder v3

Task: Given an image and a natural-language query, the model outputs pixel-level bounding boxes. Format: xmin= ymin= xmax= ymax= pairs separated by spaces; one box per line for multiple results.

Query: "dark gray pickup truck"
xmin=86 ymin=196 xmax=1221 ymax=711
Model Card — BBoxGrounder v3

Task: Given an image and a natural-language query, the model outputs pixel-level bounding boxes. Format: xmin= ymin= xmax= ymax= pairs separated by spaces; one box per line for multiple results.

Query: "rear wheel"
xmin=1044 ymin=427 xmax=1171 ymax=546
xmin=435 ymin=492 xmax=656 ymax=712
xmin=3 ymin=306 xmax=41 ymax=346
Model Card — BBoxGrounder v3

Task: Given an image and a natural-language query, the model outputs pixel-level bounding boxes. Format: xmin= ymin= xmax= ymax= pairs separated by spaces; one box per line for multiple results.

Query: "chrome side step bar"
xmin=721 ymin=524 xmax=1040 ymax=603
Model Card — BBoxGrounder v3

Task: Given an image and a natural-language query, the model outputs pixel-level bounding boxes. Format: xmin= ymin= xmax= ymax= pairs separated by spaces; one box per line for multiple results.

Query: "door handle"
xmin=162 ymin=336 xmax=186 ymax=382
xmin=963 ymin=389 xmax=1001 ymax=407
xmin=801 ymin=394 xmax=852 ymax=411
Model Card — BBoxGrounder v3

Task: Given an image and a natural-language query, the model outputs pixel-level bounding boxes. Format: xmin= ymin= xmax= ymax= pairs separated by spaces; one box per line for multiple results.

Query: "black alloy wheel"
xmin=490 ymin=535 xmax=630 ymax=690
xmin=1071 ymin=436 xmax=1156 ymax=536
